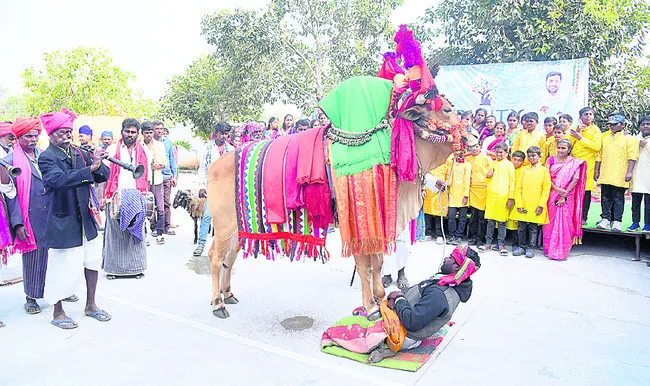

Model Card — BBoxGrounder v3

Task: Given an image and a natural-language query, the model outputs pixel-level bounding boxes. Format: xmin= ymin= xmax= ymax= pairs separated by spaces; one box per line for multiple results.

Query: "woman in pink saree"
xmin=543 ymin=139 xmax=587 ymax=260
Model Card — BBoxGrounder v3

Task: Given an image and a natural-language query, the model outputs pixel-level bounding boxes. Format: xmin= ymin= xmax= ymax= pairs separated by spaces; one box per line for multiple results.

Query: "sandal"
xmin=193 ymin=245 xmax=205 ymax=257
xmin=63 ymin=294 xmax=79 ymax=303
xmin=24 ymin=299 xmax=41 ymax=315
xmin=86 ymin=310 xmax=112 ymax=322
xmin=51 ymin=318 xmax=78 ymax=329
xmin=0 ymin=320 xmax=5 ymax=328
xmin=166 ymin=230 xmax=176 ymax=236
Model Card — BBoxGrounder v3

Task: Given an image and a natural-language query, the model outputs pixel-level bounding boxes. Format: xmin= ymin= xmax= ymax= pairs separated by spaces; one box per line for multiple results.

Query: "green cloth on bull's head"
xmin=319 ymin=76 xmax=393 ymax=176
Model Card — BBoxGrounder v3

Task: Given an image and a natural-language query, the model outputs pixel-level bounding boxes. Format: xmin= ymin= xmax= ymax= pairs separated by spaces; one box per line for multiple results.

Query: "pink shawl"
xmin=263 ymin=135 xmax=292 ymax=224
xmin=0 ymin=196 xmax=12 ymax=253
xmin=12 ymin=145 xmax=37 ymax=253
xmin=486 ymin=136 xmax=506 ymax=152
xmin=391 ymin=93 xmax=418 ymax=182
xmin=300 ymin=126 xmax=333 ymax=231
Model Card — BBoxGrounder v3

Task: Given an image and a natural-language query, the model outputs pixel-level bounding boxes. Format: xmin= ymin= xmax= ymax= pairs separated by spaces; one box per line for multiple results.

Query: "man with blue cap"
xmin=595 ymin=112 xmax=639 ymax=232
xmin=100 ymin=130 xmax=114 ymax=149
xmin=78 ymin=125 xmax=93 ymax=146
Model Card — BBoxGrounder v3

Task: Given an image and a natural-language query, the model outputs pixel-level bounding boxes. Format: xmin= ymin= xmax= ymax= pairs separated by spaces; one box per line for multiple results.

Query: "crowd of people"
xmin=1 ymin=103 xmax=648 ymax=330
xmin=421 ymin=107 xmax=649 ymax=262
xmin=0 ymin=111 xmax=178 ymax=329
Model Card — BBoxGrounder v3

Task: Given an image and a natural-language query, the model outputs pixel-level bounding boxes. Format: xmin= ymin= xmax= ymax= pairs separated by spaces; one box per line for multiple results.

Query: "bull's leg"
xmin=370 ymin=253 xmax=386 ymax=303
xmin=221 ymin=235 xmax=239 ymax=305
xmin=208 ymin=239 xmax=228 ymax=318
xmin=353 ymin=254 xmax=380 ymax=320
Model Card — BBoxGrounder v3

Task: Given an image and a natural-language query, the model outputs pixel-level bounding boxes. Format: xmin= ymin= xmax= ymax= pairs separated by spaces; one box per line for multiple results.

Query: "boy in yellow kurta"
xmin=543 ymin=124 xmax=567 ymax=165
xmin=465 ymin=144 xmax=492 ymax=246
xmin=481 ymin=142 xmax=515 ymax=255
xmin=510 ymin=146 xmax=551 ymax=258
xmin=569 ymin=107 xmax=602 ymax=224
xmin=444 ymin=150 xmax=472 ymax=245
xmin=423 ymin=163 xmax=449 ymax=244
xmin=512 ymin=112 xmax=546 ymax=166
xmin=506 ymin=151 xmax=526 ymax=247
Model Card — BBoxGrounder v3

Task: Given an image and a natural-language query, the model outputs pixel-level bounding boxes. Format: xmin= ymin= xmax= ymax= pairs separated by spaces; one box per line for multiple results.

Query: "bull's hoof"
xmin=224 ymin=294 xmax=239 ymax=304
xmin=367 ymin=310 xmax=381 ymax=321
xmin=213 ymin=307 xmax=230 ymax=319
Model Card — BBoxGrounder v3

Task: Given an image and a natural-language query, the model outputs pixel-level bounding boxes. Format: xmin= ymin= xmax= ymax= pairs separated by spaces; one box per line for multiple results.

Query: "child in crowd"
xmin=511 ymin=146 xmax=551 ymax=258
xmin=506 ymin=151 xmax=526 ymax=249
xmin=482 ymin=121 xmax=507 ymax=160
xmin=512 ymin=112 xmax=546 ymax=166
xmin=232 ymin=134 xmax=242 ymax=148
xmin=559 ymin=114 xmax=573 ymax=132
xmin=423 ymin=164 xmax=448 ymax=244
xmin=543 ymin=124 xmax=566 ymax=164
xmin=570 ymin=106 xmax=602 ymax=225
xmin=543 ymin=117 xmax=558 ymax=140
xmin=481 ymin=142 xmax=515 ymax=255
xmin=466 ymin=141 xmax=492 ymax=246
xmin=506 ymin=113 xmax=521 ymax=149
xmin=473 ymin=108 xmax=488 ymax=140
xmin=479 ymin=115 xmax=497 ymax=143
xmin=629 ymin=116 xmax=650 ymax=232
xmin=445 ymin=149 xmax=472 ymax=245
xmin=461 ymin=111 xmax=480 ymax=139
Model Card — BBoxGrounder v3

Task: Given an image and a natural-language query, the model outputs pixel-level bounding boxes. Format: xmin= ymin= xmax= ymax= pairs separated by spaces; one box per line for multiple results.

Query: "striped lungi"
xmin=22 ymin=246 xmax=48 ymax=299
xmin=102 ymin=203 xmax=147 ymax=276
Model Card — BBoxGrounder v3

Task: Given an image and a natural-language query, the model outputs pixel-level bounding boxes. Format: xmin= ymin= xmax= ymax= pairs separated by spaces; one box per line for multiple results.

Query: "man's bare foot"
xmin=397 ymin=268 xmax=409 ymax=291
xmin=367 ymin=343 xmax=397 ymax=364
xmin=382 ymin=275 xmax=393 ymax=288
xmin=24 ymin=298 xmax=41 ymax=314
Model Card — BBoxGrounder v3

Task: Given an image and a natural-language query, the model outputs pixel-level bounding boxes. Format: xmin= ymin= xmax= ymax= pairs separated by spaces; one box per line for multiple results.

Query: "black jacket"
xmin=395 ymin=278 xmax=473 ymax=332
xmin=38 ymin=145 xmax=110 ymax=249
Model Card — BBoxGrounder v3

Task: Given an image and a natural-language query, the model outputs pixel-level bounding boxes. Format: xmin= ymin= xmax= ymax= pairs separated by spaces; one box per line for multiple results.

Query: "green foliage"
xmin=418 ymin=0 xmax=650 ymax=128
xmin=172 ymin=140 xmax=192 ymax=151
xmin=160 ymin=55 xmax=257 ymax=140
xmin=0 ymin=89 xmax=29 ymax=122
xmin=199 ymin=0 xmax=403 ymax=112
xmin=22 ymin=47 xmax=157 ymax=118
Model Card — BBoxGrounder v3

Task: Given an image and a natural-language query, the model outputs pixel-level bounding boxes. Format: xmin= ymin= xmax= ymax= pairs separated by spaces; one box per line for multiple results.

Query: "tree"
xmin=22 ymin=47 xmax=157 ymax=118
xmin=160 ymin=55 xmax=260 ymax=139
xmin=417 ymin=0 xmax=650 ymax=128
xmin=0 ymin=89 xmax=29 ymax=122
xmin=200 ymin=0 xmax=403 ymax=112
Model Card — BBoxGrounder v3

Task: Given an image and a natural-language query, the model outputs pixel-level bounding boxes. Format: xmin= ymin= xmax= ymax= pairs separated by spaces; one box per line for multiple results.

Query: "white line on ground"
xmin=99 ymin=292 xmax=405 ymax=386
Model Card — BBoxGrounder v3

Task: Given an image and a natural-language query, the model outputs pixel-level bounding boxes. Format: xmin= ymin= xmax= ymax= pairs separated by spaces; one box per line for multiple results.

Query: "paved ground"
xmin=2 ymin=181 xmax=650 ymax=385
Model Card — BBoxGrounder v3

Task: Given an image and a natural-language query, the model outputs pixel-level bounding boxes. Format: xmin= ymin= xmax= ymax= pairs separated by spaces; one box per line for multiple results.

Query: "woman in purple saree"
xmin=543 ymin=139 xmax=587 ymax=260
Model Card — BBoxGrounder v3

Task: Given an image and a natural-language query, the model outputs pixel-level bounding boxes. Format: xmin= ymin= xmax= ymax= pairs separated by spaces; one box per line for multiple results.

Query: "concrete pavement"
xmin=2 ymin=197 xmax=650 ymax=385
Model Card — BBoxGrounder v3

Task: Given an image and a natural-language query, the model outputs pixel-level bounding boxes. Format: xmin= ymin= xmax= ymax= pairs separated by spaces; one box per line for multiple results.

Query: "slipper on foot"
xmin=24 ymin=301 xmax=41 ymax=315
xmin=86 ymin=310 xmax=112 ymax=322
xmin=51 ymin=318 xmax=78 ymax=330
xmin=63 ymin=294 xmax=79 ymax=303
xmin=0 ymin=321 xmax=5 ymax=328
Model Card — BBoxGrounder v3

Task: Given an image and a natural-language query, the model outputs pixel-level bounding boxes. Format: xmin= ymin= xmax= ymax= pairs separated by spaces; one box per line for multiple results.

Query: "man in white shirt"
xmin=194 ymin=123 xmax=235 ymax=256
xmin=141 ymin=122 xmax=168 ymax=244
xmin=0 ymin=122 xmax=15 ymax=158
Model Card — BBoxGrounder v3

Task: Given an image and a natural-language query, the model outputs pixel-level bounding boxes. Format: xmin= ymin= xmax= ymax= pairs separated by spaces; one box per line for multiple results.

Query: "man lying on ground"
xmin=367 ymin=245 xmax=481 ymax=363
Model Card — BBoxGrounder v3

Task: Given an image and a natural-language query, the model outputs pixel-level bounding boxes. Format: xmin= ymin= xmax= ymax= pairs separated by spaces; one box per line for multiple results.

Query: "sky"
xmin=0 ymin=0 xmax=439 ymax=100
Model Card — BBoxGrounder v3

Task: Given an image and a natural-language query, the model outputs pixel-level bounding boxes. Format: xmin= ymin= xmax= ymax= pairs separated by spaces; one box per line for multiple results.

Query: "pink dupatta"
xmin=486 ymin=136 xmax=506 ymax=152
xmin=543 ymin=156 xmax=587 ymax=260
xmin=12 ymin=145 xmax=38 ymax=253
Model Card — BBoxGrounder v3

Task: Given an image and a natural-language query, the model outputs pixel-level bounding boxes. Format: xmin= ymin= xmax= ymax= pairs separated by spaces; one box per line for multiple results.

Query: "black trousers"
xmin=468 ymin=207 xmax=486 ymax=242
xmin=425 ymin=214 xmax=443 ymax=237
xmin=582 ymin=190 xmax=592 ymax=221
xmin=485 ymin=220 xmax=506 ymax=245
xmin=448 ymin=207 xmax=468 ymax=238
xmin=600 ymin=184 xmax=626 ymax=222
xmin=631 ymin=192 xmax=650 ymax=225
xmin=517 ymin=221 xmax=539 ymax=249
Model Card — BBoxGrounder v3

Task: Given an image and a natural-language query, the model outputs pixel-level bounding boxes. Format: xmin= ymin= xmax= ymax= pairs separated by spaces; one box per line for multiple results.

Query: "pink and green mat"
xmin=320 ymin=315 xmax=450 ymax=372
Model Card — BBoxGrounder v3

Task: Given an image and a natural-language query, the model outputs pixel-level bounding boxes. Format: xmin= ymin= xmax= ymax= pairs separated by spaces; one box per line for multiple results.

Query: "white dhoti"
xmin=382 ymin=229 xmax=410 ymax=276
xmin=43 ymin=236 xmax=101 ymax=304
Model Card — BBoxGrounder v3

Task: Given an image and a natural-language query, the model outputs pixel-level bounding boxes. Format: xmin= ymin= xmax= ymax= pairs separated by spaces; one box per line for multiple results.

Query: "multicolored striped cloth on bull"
xmin=235 ymin=139 xmax=329 ymax=261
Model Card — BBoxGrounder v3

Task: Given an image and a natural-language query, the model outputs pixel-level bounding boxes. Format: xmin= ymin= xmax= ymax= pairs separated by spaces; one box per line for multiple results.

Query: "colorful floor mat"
xmin=321 ymin=320 xmax=450 ymax=372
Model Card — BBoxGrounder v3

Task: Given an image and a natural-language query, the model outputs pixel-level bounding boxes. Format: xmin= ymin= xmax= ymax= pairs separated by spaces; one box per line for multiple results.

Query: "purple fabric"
xmin=119 ymin=189 xmax=147 ymax=243
xmin=0 ymin=198 xmax=11 ymax=250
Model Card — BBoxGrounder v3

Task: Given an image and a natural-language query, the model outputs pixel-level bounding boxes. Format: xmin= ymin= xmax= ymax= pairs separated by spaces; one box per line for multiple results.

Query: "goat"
xmin=173 ymin=189 xmax=206 ymax=244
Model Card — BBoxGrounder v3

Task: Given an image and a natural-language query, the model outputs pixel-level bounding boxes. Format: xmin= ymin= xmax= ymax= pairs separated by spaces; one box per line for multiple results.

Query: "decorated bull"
xmin=205 ymin=26 xmax=472 ymax=319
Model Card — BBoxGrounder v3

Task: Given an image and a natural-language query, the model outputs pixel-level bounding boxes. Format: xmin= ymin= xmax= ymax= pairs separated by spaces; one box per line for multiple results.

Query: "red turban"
xmin=0 ymin=122 xmax=11 ymax=137
xmin=40 ymin=107 xmax=77 ymax=135
xmin=11 ymin=117 xmax=42 ymax=138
